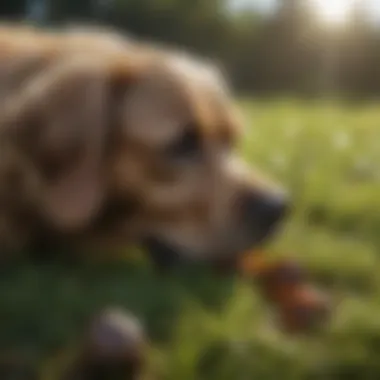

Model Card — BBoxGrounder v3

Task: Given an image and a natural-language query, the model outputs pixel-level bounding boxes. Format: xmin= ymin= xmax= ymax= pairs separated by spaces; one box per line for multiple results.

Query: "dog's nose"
xmin=242 ymin=191 xmax=289 ymax=230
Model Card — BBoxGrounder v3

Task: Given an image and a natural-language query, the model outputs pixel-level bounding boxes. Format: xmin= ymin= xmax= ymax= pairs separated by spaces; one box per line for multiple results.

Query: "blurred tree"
xmin=47 ymin=0 xmax=96 ymax=23
xmin=0 ymin=0 xmax=379 ymax=97
xmin=0 ymin=0 xmax=27 ymax=19
xmin=337 ymin=2 xmax=380 ymax=97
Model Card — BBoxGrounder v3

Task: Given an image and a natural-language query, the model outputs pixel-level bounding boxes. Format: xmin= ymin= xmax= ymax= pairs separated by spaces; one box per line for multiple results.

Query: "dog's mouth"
xmin=142 ymin=236 xmax=187 ymax=272
xmin=142 ymin=223 xmax=282 ymax=273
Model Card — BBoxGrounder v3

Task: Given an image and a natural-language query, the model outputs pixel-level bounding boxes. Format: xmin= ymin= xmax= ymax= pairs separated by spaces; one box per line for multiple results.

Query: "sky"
xmin=229 ymin=0 xmax=277 ymax=14
xmin=228 ymin=0 xmax=380 ymax=24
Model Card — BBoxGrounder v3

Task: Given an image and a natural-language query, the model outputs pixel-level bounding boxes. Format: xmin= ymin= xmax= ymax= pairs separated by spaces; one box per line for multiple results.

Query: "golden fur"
xmin=0 ymin=24 xmax=285 ymax=265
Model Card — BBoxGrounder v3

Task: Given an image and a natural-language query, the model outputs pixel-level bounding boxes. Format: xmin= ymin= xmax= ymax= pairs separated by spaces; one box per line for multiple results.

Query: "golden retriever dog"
xmin=0 ymin=24 xmax=288 ymax=269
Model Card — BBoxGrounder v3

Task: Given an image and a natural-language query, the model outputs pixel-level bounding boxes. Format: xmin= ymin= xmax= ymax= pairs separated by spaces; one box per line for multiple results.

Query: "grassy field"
xmin=1 ymin=99 xmax=380 ymax=379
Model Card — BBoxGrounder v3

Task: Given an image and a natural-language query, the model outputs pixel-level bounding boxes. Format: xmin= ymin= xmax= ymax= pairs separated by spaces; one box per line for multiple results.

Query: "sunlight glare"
xmin=311 ymin=0 xmax=354 ymax=25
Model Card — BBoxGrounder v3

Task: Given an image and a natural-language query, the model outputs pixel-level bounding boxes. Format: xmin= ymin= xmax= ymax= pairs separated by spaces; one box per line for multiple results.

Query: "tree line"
xmin=1 ymin=0 xmax=379 ymax=98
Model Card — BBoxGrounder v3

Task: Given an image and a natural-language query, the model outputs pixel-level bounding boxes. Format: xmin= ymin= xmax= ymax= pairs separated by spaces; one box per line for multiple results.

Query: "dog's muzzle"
xmin=142 ymin=190 xmax=290 ymax=272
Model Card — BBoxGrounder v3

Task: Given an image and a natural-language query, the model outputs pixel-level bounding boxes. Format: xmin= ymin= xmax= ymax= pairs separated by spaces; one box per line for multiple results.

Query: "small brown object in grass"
xmin=276 ymin=284 xmax=331 ymax=333
xmin=238 ymin=251 xmax=331 ymax=333
xmin=62 ymin=308 xmax=147 ymax=380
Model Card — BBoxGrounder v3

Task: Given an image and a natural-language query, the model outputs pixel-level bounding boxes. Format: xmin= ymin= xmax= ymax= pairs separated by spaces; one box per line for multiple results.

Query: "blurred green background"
xmin=1 ymin=0 xmax=380 ymax=379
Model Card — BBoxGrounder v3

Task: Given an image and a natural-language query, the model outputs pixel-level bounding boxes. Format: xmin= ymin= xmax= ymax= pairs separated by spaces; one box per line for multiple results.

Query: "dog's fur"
xmin=0 ymin=24 xmax=286 ymax=266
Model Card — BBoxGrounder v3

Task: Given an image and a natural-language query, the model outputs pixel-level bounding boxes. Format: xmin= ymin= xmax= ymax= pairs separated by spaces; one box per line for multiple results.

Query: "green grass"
xmin=1 ymin=99 xmax=380 ymax=379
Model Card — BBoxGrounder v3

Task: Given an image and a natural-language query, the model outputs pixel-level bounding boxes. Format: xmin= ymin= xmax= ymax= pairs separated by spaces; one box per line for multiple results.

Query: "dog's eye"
xmin=166 ymin=126 xmax=201 ymax=162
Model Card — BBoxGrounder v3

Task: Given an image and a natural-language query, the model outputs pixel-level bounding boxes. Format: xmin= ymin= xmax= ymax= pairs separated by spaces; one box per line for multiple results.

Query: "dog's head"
xmin=4 ymin=33 xmax=289 ymax=265
xmin=107 ymin=52 xmax=289 ymax=266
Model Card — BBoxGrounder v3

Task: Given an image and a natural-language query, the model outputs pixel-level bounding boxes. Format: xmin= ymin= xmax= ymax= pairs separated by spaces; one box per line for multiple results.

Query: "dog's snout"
xmin=241 ymin=191 xmax=289 ymax=230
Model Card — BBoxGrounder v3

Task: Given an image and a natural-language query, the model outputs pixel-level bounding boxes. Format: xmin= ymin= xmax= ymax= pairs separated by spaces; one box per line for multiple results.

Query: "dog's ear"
xmin=3 ymin=58 xmax=116 ymax=231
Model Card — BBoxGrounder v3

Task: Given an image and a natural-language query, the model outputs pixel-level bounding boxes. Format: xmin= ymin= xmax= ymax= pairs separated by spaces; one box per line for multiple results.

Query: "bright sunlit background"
xmin=230 ymin=0 xmax=380 ymax=26
xmin=311 ymin=0 xmax=355 ymax=25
